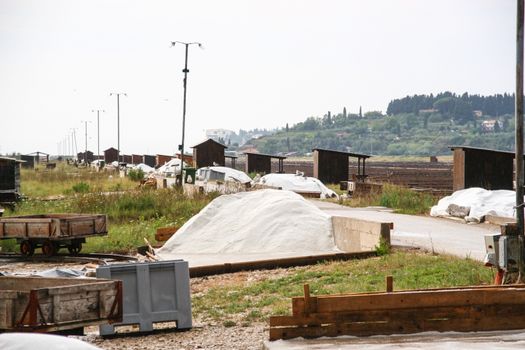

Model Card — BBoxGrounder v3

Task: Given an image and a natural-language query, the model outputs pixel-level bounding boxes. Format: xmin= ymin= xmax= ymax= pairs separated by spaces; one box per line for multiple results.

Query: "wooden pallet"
xmin=269 ymin=278 xmax=525 ymax=341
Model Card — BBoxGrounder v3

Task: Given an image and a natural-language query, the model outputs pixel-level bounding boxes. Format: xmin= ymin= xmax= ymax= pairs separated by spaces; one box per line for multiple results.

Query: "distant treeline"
xmin=386 ymin=92 xmax=516 ymax=121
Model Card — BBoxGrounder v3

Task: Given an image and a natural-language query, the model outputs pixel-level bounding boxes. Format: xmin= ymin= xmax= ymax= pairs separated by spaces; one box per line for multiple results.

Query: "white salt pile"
xmin=157 ymin=158 xmax=186 ymax=177
xmin=156 ymin=189 xmax=339 ymax=259
xmin=430 ymin=187 xmax=516 ymax=222
xmin=132 ymin=163 xmax=155 ymax=174
xmin=258 ymin=173 xmax=338 ymax=199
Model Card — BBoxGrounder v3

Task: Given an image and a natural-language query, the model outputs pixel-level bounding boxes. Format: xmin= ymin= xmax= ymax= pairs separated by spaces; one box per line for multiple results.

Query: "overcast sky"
xmin=0 ymin=0 xmax=517 ymax=155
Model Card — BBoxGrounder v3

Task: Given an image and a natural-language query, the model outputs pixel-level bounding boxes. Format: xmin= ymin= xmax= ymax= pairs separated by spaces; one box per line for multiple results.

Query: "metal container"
xmin=96 ymin=260 xmax=192 ymax=335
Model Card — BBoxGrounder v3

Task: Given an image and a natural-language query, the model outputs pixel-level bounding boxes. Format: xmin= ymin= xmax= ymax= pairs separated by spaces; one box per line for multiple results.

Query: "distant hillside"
xmin=247 ymin=92 xmax=516 ymax=156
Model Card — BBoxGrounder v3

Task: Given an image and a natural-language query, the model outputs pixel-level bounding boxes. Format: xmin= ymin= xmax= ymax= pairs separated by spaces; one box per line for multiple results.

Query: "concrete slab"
xmin=264 ymin=330 xmax=525 ymax=349
xmin=311 ymin=200 xmax=498 ymax=261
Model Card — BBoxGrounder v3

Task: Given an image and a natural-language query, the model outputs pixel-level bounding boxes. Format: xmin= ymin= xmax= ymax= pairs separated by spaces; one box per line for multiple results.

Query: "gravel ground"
xmin=82 ymin=323 xmax=266 ymax=350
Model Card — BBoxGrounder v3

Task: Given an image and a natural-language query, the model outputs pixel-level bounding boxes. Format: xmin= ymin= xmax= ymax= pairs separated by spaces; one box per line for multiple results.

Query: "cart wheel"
xmin=68 ymin=242 xmax=82 ymax=255
xmin=20 ymin=240 xmax=35 ymax=257
xmin=42 ymin=240 xmax=57 ymax=257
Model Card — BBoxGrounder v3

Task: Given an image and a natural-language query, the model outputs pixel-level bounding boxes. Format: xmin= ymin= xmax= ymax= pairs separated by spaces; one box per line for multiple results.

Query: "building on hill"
xmin=480 ymin=120 xmax=502 ymax=133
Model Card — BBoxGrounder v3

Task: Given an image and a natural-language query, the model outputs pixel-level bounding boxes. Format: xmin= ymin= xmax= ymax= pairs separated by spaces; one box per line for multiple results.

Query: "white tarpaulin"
xmin=156 ymin=158 xmax=186 ymax=177
xmin=196 ymin=166 xmax=252 ymax=184
xmin=157 ymin=189 xmax=339 ymax=259
xmin=0 ymin=333 xmax=101 ymax=350
xmin=258 ymin=173 xmax=338 ymax=199
xmin=430 ymin=187 xmax=516 ymax=222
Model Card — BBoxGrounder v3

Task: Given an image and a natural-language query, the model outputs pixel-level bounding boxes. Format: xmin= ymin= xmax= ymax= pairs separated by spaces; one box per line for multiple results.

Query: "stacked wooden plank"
xmin=269 ymin=281 xmax=525 ymax=340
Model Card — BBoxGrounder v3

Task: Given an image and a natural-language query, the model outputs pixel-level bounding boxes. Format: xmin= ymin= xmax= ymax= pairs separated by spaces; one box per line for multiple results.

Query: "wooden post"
xmin=386 ymin=275 xmax=393 ymax=293
xmin=303 ymin=283 xmax=311 ymax=313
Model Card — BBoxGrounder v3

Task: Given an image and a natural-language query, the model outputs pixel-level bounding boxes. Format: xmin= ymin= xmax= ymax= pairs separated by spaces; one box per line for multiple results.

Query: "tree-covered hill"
xmin=245 ymin=92 xmax=517 ymax=156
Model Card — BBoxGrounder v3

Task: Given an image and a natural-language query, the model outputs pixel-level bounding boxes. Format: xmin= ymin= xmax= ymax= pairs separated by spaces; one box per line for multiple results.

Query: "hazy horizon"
xmin=1 ymin=0 xmax=517 ymax=155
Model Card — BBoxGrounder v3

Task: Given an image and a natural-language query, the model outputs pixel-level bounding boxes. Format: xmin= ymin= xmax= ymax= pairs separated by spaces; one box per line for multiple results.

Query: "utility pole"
xmin=81 ymin=121 xmax=92 ymax=164
xmin=515 ymin=0 xmax=525 ymax=280
xmin=71 ymin=129 xmax=78 ymax=160
xmin=92 ymin=109 xmax=105 ymax=159
xmin=170 ymin=41 xmax=202 ymax=185
xmin=110 ymin=93 xmax=127 ymax=162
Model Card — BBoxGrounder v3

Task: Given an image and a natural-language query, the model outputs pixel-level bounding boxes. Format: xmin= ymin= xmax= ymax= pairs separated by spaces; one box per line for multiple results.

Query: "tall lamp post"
xmin=110 ymin=93 xmax=127 ymax=162
xmin=170 ymin=41 xmax=202 ymax=185
xmin=92 ymin=109 xmax=105 ymax=160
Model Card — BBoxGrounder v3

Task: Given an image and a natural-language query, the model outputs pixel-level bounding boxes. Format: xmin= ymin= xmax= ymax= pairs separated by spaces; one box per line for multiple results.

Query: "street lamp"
xmin=170 ymin=41 xmax=202 ymax=184
xmin=91 ymin=109 xmax=105 ymax=159
xmin=110 ymin=93 xmax=127 ymax=162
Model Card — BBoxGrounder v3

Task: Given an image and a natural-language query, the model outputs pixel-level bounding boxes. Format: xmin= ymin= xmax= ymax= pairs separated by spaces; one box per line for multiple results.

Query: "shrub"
xmin=71 ymin=182 xmax=90 ymax=193
xmin=128 ymin=169 xmax=145 ymax=182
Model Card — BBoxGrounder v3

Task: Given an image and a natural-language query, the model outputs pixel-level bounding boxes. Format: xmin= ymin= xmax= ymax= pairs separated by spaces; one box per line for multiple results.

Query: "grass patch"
xmin=191 ymin=250 xmax=494 ymax=323
xmin=335 ymin=183 xmax=438 ymax=215
xmin=21 ymin=163 xmax=136 ymax=197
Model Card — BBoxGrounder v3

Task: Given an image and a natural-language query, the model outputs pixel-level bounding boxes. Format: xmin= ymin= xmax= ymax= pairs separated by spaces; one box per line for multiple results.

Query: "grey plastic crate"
xmin=97 ymin=260 xmax=192 ymax=335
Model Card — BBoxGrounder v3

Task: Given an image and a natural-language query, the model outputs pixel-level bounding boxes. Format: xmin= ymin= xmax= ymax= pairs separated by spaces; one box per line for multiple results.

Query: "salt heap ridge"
xmin=157 ymin=189 xmax=339 ymax=258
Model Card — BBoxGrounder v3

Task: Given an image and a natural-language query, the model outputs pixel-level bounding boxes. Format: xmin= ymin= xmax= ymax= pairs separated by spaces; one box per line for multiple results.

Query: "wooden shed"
xmin=244 ymin=152 xmax=286 ymax=174
xmin=77 ymin=151 xmax=94 ymax=163
xmin=191 ymin=139 xmax=227 ymax=168
xmin=122 ymin=155 xmax=132 ymax=164
xmin=104 ymin=147 xmax=119 ymax=164
xmin=131 ymin=154 xmax=143 ymax=165
xmin=313 ymin=148 xmax=370 ymax=184
xmin=143 ymin=155 xmax=156 ymax=168
xmin=156 ymin=154 xmax=173 ymax=167
xmin=20 ymin=155 xmax=35 ymax=169
xmin=451 ymin=146 xmax=514 ymax=191
xmin=0 ymin=157 xmax=23 ymax=203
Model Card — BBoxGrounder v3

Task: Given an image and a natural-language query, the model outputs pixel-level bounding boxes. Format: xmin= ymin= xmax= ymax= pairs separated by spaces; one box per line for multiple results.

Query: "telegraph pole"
xmin=170 ymin=41 xmax=202 ymax=185
xmin=110 ymin=93 xmax=127 ymax=162
xmin=92 ymin=109 xmax=105 ymax=159
xmin=81 ymin=121 xmax=91 ymax=164
xmin=515 ymin=0 xmax=525 ymax=281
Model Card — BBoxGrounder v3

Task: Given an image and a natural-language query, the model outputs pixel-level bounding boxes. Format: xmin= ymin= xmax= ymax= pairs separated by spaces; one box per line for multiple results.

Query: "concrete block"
xmin=331 ymin=216 xmax=391 ymax=252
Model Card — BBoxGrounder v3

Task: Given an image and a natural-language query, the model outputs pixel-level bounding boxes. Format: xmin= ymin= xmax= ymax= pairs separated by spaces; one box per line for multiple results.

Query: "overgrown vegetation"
xmin=127 ymin=168 xmax=145 ymax=182
xmin=333 ymin=183 xmax=438 ymax=215
xmin=21 ymin=164 xmax=136 ymax=197
xmin=192 ymin=250 xmax=494 ymax=323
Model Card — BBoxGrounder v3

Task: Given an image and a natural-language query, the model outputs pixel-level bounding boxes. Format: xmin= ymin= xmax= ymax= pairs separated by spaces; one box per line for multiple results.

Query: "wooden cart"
xmin=0 ymin=276 xmax=122 ymax=332
xmin=0 ymin=214 xmax=107 ymax=256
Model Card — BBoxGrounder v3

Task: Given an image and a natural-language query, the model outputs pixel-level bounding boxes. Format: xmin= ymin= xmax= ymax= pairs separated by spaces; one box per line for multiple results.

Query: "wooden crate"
xmin=155 ymin=226 xmax=179 ymax=242
xmin=269 ymin=279 xmax=525 ymax=340
xmin=0 ymin=276 xmax=122 ymax=332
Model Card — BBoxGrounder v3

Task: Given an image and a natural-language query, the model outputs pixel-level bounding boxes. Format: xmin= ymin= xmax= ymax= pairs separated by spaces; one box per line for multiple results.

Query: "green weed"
xmin=191 ymin=251 xmax=494 ymax=322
